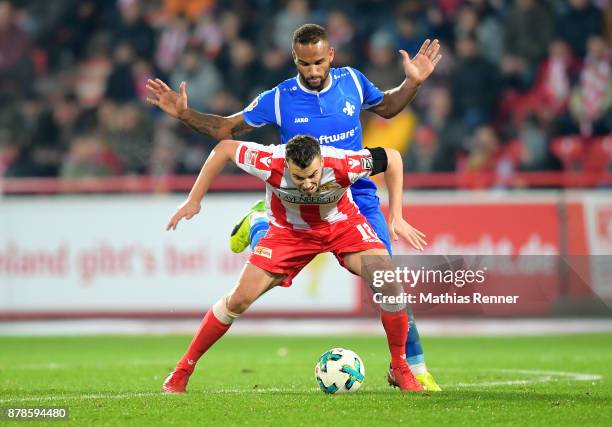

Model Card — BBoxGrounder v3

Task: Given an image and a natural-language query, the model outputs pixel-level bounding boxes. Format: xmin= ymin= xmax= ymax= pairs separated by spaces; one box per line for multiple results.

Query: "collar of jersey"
xmin=295 ymin=74 xmax=333 ymax=95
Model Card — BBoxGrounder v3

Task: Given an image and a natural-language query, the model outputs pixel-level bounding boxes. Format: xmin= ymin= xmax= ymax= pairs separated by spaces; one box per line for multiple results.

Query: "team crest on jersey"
xmin=244 ymin=96 xmax=259 ymax=112
xmin=253 ymin=246 xmax=272 ymax=259
xmin=318 ymin=182 xmax=342 ymax=191
xmin=342 ymin=101 xmax=355 ymax=117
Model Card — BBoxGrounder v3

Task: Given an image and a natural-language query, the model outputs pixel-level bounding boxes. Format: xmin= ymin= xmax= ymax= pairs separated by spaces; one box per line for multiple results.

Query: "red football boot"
xmin=387 ymin=364 xmax=425 ymax=392
xmin=162 ymin=368 xmax=191 ymax=394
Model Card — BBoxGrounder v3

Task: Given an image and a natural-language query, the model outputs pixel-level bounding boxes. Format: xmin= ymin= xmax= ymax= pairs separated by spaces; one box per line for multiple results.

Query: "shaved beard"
xmin=299 ymin=69 xmax=330 ymax=91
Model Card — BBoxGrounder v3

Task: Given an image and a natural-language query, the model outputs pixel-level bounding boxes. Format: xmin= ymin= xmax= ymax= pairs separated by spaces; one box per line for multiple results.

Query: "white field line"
xmin=5 ymin=360 xmax=172 ymax=370
xmin=451 ymin=368 xmax=602 ymax=387
xmin=0 ymin=388 xmax=310 ymax=404
xmin=0 ymin=392 xmax=161 ymax=404
xmin=0 ymin=368 xmax=603 ymax=403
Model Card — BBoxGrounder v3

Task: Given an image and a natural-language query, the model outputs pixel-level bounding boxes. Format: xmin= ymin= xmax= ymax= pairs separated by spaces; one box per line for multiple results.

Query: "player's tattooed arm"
xmin=228 ymin=115 xmax=255 ymax=138
xmin=166 ymin=139 xmax=240 ymax=231
xmin=370 ymin=39 xmax=442 ymax=119
xmin=146 ymin=78 xmax=254 ymax=140
xmin=181 ymin=111 xmax=254 ymax=140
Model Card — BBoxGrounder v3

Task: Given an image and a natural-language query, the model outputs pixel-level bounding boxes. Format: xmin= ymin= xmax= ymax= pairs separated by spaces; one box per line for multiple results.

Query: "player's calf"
xmin=353 ymin=252 xmax=425 ymax=392
xmin=163 ymin=296 xmax=241 ymax=394
xmin=163 ymin=265 xmax=282 ymax=393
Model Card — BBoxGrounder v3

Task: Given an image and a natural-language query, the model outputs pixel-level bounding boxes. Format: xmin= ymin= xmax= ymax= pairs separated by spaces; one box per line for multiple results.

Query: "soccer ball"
xmin=314 ymin=348 xmax=365 ymax=394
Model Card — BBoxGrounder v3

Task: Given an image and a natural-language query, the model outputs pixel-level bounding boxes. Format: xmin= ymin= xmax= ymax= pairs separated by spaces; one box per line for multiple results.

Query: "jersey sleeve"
xmin=346 ymin=148 xmax=375 ymax=182
xmin=323 ymin=147 xmax=375 ymax=183
xmin=348 ymin=67 xmax=384 ymax=110
xmin=234 ymin=141 xmax=275 ymax=181
xmin=242 ymin=88 xmax=278 ymax=128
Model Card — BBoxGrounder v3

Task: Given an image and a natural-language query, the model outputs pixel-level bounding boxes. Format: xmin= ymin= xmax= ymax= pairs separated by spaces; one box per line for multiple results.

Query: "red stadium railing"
xmin=1 ymin=172 xmax=612 ymax=194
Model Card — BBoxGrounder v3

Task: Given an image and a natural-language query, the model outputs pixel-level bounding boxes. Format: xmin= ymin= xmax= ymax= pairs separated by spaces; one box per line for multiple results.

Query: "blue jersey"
xmin=242 ymin=67 xmax=384 ymax=194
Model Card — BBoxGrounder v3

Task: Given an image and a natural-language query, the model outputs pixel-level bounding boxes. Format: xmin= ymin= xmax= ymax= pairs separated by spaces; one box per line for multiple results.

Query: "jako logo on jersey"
xmin=348 ymin=155 xmax=372 ymax=172
xmin=259 ymin=154 xmax=272 ymax=168
xmin=318 ymin=128 xmax=356 ymax=144
xmin=294 ymin=117 xmax=309 ymax=123
xmin=348 ymin=158 xmax=360 ymax=170
xmin=342 ymin=101 xmax=355 ymax=116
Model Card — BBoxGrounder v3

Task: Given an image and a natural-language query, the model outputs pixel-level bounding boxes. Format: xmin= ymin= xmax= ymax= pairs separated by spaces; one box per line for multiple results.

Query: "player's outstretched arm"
xmin=383 ymin=148 xmax=427 ymax=251
xmin=370 ymin=39 xmax=442 ymax=119
xmin=166 ymin=139 xmax=240 ymax=231
xmin=146 ymin=78 xmax=254 ymax=139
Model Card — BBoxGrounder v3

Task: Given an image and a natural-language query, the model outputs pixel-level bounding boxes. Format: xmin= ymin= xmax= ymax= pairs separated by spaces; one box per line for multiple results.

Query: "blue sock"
xmin=406 ymin=308 xmax=425 ymax=366
xmin=249 ymin=218 xmax=269 ymax=250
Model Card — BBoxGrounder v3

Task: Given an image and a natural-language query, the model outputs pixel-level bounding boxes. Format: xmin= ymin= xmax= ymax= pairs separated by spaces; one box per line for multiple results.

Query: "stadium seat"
xmin=583 ymin=136 xmax=612 ymax=172
xmin=550 ymin=136 xmax=585 ymax=170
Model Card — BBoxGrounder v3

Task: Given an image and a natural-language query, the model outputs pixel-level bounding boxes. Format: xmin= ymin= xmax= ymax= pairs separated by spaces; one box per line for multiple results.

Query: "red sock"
xmin=380 ymin=310 xmax=409 ymax=368
xmin=176 ymin=309 xmax=231 ymax=373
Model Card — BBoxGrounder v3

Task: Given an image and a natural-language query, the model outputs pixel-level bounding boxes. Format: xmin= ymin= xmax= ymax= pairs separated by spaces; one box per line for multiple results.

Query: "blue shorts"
xmin=352 ymin=192 xmax=392 ymax=255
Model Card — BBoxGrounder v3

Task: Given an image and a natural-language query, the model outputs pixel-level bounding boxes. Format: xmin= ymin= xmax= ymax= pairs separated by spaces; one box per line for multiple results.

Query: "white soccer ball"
xmin=314 ymin=348 xmax=365 ymax=394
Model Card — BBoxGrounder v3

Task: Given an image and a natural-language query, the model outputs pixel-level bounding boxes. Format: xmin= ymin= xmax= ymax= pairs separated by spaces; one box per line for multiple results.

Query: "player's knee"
xmin=362 ymin=256 xmax=394 ymax=290
xmin=226 ymin=292 xmax=253 ymax=315
xmin=213 ymin=295 xmax=242 ymax=324
xmin=364 ymin=255 xmax=407 ymax=313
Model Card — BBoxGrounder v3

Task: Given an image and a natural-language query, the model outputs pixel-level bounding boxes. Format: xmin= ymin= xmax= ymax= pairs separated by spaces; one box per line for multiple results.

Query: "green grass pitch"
xmin=1 ymin=333 xmax=611 ymax=426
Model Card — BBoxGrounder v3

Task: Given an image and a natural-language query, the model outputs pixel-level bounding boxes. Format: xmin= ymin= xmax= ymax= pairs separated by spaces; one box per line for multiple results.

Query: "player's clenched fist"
xmin=166 ymin=198 xmax=201 ymax=231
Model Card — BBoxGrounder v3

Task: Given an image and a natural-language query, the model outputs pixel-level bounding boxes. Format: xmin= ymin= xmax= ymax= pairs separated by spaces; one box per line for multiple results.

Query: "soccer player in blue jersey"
xmin=146 ymin=24 xmax=442 ymax=390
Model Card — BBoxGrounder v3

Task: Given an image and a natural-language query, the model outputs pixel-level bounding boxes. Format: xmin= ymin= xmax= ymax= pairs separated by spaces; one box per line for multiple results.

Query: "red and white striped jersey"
xmin=235 ymin=141 xmax=375 ymax=230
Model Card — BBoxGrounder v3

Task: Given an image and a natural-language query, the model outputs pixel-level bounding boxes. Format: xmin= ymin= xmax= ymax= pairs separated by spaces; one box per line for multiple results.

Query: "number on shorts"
xmin=356 ymin=223 xmax=379 ymax=241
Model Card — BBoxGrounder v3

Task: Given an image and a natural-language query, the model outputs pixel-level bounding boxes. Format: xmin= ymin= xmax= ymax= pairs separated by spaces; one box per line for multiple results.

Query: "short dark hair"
xmin=285 ymin=135 xmax=321 ymax=169
xmin=292 ymin=24 xmax=328 ymax=46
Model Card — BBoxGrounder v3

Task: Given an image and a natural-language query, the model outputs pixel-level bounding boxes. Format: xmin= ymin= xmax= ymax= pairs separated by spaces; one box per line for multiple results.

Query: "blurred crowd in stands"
xmin=0 ymin=0 xmax=610 ymax=187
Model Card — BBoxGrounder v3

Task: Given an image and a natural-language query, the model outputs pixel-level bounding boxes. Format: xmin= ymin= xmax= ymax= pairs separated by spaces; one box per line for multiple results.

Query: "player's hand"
xmin=399 ymin=39 xmax=442 ymax=85
xmin=388 ymin=217 xmax=427 ymax=251
xmin=166 ymin=198 xmax=201 ymax=231
xmin=146 ymin=78 xmax=189 ymax=119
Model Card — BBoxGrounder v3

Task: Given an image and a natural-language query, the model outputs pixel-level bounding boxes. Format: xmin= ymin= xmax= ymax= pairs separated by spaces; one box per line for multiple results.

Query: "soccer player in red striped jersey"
xmin=147 ymin=24 xmax=442 ymax=391
xmin=162 ymin=134 xmax=427 ymax=393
